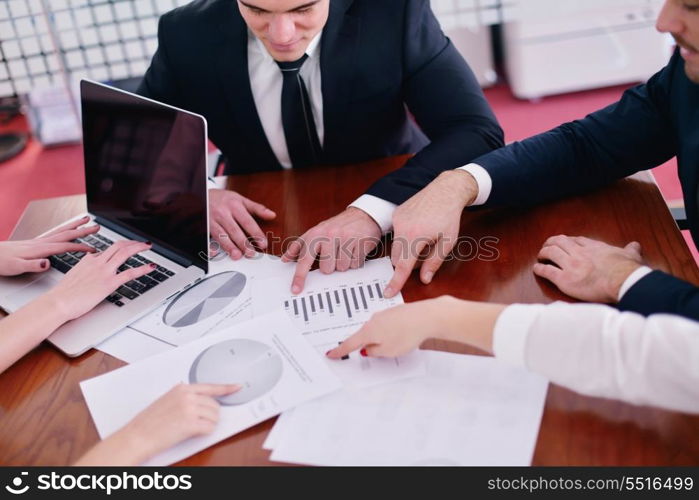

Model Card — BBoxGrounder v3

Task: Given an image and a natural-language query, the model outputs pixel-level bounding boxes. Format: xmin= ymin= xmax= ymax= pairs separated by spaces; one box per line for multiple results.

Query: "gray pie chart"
xmin=163 ymin=271 xmax=246 ymax=327
xmin=189 ymin=339 xmax=284 ymax=406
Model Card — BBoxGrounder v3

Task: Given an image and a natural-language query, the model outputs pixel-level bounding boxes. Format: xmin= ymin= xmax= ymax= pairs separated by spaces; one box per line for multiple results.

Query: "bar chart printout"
xmin=284 ymin=281 xmax=391 ymax=324
xmin=252 ymin=258 xmax=404 ymax=337
xmin=251 ymin=258 xmax=423 ymax=389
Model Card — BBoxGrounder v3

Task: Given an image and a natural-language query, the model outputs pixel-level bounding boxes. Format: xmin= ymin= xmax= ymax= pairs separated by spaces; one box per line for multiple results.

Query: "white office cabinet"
xmin=446 ymin=24 xmax=497 ymax=88
xmin=432 ymin=0 xmax=498 ymax=88
xmin=502 ymin=0 xmax=672 ymax=99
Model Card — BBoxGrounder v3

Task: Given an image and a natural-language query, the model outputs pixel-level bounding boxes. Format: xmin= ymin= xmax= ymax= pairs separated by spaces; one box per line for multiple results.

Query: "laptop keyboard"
xmin=48 ymin=234 xmax=175 ymax=308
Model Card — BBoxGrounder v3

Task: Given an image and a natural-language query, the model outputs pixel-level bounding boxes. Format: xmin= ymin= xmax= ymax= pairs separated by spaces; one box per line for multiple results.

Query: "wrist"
xmin=31 ymin=293 xmax=73 ymax=330
xmin=438 ymin=170 xmax=478 ymax=208
xmin=605 ymin=261 xmax=643 ymax=303
xmin=433 ymin=295 xmax=469 ymax=341
xmin=78 ymin=426 xmax=153 ymax=466
xmin=347 ymin=206 xmax=382 ymax=235
xmin=435 ymin=296 xmax=504 ymax=353
xmin=107 ymin=423 xmax=158 ymax=466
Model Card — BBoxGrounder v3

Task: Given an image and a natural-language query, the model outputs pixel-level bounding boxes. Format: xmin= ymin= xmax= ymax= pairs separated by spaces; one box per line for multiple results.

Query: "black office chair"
xmin=0 ymin=97 xmax=27 ymax=164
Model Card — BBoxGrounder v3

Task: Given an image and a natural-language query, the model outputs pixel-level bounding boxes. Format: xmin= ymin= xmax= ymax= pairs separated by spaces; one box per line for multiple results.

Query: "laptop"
xmin=0 ymin=80 xmax=209 ymax=357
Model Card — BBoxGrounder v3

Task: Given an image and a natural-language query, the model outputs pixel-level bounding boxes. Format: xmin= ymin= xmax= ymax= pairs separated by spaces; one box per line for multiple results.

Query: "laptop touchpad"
xmin=8 ymin=275 xmax=59 ymax=309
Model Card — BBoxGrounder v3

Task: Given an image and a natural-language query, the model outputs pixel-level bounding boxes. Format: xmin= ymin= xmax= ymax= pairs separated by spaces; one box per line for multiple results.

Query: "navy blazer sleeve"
xmin=474 ymin=51 xmax=681 ymax=208
xmin=470 ymin=51 xmax=698 ymax=320
xmin=364 ymin=0 xmax=504 ymax=205
xmin=619 ymin=271 xmax=699 ymax=321
xmin=138 ymin=14 xmax=182 ymax=106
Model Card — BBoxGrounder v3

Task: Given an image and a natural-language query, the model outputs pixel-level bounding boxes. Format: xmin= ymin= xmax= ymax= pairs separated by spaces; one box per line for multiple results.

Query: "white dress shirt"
xmin=246 ymin=30 xmax=394 ymax=232
xmin=493 ymin=302 xmax=699 ymax=414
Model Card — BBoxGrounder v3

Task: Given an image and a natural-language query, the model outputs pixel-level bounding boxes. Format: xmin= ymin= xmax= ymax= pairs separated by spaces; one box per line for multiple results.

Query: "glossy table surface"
xmin=1 ymin=155 xmax=698 ymax=465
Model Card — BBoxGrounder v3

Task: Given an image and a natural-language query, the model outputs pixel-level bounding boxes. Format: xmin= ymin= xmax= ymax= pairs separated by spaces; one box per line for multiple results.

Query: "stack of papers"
xmin=81 ymin=311 xmax=342 ymax=466
xmin=250 ymin=258 xmax=424 ymax=389
xmin=96 ymin=252 xmax=295 ymax=363
xmin=81 ymin=256 xmax=548 ymax=465
xmin=265 ymin=351 xmax=549 ymax=466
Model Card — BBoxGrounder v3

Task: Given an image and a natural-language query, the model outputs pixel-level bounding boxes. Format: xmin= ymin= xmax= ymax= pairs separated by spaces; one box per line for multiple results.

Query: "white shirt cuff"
xmin=207 ymin=177 xmax=226 ymax=190
xmin=458 ymin=163 xmax=492 ymax=206
xmin=349 ymin=194 xmax=397 ymax=235
xmin=492 ymin=304 xmax=548 ymax=369
xmin=617 ymin=266 xmax=653 ymax=302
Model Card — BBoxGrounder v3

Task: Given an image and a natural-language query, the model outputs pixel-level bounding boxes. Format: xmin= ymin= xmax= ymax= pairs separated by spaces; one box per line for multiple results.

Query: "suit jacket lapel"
xmin=215 ymin=8 xmax=281 ymax=170
xmin=321 ymin=0 xmax=359 ymax=159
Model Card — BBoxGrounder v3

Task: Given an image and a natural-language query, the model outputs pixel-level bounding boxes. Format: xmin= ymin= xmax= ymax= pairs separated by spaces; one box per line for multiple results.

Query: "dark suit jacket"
xmin=137 ymin=0 xmax=503 ymax=205
xmin=472 ymin=49 xmax=699 ymax=320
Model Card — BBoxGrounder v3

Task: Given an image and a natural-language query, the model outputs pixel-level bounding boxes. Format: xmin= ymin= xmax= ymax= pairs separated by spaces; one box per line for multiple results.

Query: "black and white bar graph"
xmin=253 ymin=258 xmax=404 ymax=339
xmin=284 ymin=281 xmax=394 ymax=324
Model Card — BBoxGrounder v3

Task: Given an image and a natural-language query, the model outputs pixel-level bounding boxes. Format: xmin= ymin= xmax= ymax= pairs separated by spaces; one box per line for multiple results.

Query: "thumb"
xmin=624 ymin=241 xmax=642 ymax=258
xmin=21 ymin=258 xmax=51 ymax=274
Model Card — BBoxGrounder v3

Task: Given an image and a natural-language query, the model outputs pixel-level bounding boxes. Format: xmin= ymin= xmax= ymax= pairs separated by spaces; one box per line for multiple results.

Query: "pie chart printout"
xmin=162 ymin=272 xmax=247 ymax=327
xmin=189 ymin=339 xmax=284 ymax=405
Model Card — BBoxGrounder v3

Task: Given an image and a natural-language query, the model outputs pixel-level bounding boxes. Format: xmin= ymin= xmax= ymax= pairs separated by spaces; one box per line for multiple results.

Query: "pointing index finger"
xmin=290 ymin=237 xmax=320 ymax=294
xmin=326 ymin=327 xmax=371 ymax=359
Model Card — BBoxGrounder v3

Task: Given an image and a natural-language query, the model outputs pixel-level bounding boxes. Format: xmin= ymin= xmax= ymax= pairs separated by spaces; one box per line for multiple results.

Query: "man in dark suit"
xmin=384 ymin=0 xmax=699 ymax=321
xmin=138 ymin=0 xmax=503 ymax=292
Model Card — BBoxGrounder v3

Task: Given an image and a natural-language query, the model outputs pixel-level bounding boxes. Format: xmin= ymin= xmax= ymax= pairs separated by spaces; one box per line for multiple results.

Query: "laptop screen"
xmin=80 ymin=80 xmax=208 ymax=271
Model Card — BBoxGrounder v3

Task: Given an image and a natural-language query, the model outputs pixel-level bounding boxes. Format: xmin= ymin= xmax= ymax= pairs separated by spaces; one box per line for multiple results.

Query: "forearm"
xmin=375 ymin=17 xmax=502 ymax=206
xmin=0 ymin=295 xmax=68 ymax=374
xmin=477 ymin=64 xmax=677 ymax=208
xmin=74 ymin=425 xmax=154 ymax=466
xmin=435 ymin=296 xmax=506 ymax=354
xmin=619 ymin=270 xmax=699 ymax=321
xmin=477 ymin=125 xmax=624 ymax=207
xmin=367 ymin=124 xmax=502 ymax=206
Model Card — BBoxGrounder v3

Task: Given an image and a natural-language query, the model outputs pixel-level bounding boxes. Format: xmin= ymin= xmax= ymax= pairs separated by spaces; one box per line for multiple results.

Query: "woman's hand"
xmin=327 ymin=297 xmax=456 ymax=359
xmin=44 ymin=240 xmax=154 ymax=322
xmin=327 ymin=296 xmax=506 ymax=359
xmin=74 ymin=383 xmax=241 ymax=466
xmin=0 ymin=216 xmax=99 ymax=276
xmin=121 ymin=383 xmax=241 ymax=460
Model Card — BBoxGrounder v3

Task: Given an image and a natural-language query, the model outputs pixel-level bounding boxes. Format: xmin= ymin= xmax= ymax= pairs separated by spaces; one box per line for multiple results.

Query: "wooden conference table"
xmin=1 ymin=155 xmax=699 ymax=466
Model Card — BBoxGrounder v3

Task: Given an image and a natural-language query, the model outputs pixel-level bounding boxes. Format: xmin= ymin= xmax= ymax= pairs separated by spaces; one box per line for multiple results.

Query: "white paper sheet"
xmin=97 ymin=253 xmax=296 ymax=362
xmin=92 ymin=325 xmax=172 ymax=363
xmin=252 ymin=257 xmax=425 ymax=388
xmin=268 ymin=350 xmax=548 ymax=466
xmin=81 ymin=311 xmax=341 ymax=466
xmin=262 ymin=409 xmax=294 ymax=451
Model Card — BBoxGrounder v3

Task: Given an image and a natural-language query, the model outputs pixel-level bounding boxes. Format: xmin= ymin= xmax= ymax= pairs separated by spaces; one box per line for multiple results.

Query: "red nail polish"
xmin=325 ymin=350 xmax=332 ymax=357
xmin=360 ymin=348 xmax=368 ymax=357
xmin=145 ymin=241 xmax=152 ymax=245
xmin=149 ymin=263 xmax=157 ymax=269
xmin=41 ymin=260 xmax=48 ymax=269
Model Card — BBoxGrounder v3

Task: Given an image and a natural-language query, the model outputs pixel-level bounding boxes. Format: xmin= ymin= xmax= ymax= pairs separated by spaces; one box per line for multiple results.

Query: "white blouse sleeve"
xmin=492 ymin=302 xmax=699 ymax=414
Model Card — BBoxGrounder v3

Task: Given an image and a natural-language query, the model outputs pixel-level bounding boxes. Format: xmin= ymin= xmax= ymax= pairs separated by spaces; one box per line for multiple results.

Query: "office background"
xmin=0 ymin=0 xmax=691 ymax=257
